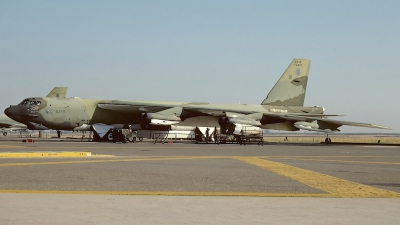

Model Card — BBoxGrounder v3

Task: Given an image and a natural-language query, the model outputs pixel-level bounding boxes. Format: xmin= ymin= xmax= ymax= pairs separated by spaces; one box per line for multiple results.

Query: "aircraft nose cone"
xmin=4 ymin=106 xmax=21 ymax=121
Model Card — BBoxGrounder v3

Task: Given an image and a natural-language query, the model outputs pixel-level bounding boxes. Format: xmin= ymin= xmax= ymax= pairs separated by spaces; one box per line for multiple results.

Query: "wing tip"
xmin=371 ymin=124 xmax=392 ymax=130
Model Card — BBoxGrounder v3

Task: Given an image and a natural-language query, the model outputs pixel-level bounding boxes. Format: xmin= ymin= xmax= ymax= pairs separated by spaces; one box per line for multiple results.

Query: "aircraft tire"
xmin=325 ymin=138 xmax=331 ymax=144
xmin=3 ymin=132 xmax=7 ymax=136
xmin=107 ymin=132 xmax=114 ymax=142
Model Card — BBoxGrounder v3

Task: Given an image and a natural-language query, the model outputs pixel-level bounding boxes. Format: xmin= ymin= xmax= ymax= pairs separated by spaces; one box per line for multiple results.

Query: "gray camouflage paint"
xmin=4 ymin=59 xmax=390 ymax=132
xmin=261 ymin=58 xmax=310 ymax=107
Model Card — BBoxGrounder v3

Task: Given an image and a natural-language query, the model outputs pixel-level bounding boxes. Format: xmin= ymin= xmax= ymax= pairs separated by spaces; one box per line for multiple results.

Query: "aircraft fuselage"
xmin=5 ymin=97 xmax=324 ymax=131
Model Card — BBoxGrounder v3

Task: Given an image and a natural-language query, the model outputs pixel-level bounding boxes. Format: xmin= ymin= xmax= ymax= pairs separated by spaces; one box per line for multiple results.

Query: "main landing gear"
xmin=57 ymin=130 xmax=62 ymax=138
xmin=325 ymin=134 xmax=332 ymax=144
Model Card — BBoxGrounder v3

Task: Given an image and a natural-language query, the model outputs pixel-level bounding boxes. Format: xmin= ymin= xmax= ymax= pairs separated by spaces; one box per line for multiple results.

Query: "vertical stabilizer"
xmin=261 ymin=58 xmax=310 ymax=106
xmin=46 ymin=87 xmax=68 ymax=98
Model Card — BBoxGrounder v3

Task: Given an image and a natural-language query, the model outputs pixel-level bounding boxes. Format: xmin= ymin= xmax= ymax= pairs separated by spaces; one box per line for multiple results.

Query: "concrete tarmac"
xmin=2 ymin=194 xmax=400 ymax=225
xmin=0 ymin=140 xmax=400 ymax=224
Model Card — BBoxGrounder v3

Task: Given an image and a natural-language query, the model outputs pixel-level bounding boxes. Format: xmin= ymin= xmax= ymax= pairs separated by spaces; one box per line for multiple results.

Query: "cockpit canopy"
xmin=19 ymin=98 xmax=41 ymax=106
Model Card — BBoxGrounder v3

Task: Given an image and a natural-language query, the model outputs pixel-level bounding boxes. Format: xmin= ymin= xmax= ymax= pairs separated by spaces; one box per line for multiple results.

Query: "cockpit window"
xmin=18 ymin=99 xmax=41 ymax=105
xmin=19 ymin=99 xmax=29 ymax=105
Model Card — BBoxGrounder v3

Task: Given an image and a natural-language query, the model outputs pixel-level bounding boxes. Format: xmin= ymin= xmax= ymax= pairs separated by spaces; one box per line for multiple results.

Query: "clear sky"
xmin=1 ymin=1 xmax=399 ymax=133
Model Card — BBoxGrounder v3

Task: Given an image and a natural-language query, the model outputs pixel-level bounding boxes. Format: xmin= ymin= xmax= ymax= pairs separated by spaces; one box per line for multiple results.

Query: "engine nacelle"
xmin=148 ymin=119 xmax=180 ymax=126
xmin=170 ymin=125 xmax=196 ymax=131
xmin=219 ymin=122 xmax=243 ymax=135
xmin=219 ymin=116 xmax=261 ymax=135
xmin=294 ymin=121 xmax=319 ymax=130
xmin=294 ymin=121 xmax=339 ymax=133
xmin=228 ymin=117 xmax=261 ymax=126
xmin=73 ymin=124 xmax=91 ymax=131
xmin=141 ymin=113 xmax=181 ymax=128
xmin=219 ymin=117 xmax=261 ymax=127
xmin=143 ymin=113 xmax=181 ymax=121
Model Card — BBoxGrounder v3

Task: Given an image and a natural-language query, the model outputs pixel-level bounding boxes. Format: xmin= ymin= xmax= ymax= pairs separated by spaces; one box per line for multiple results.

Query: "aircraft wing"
xmin=0 ymin=122 xmax=27 ymax=130
xmin=269 ymin=114 xmax=391 ymax=132
xmin=310 ymin=117 xmax=390 ymax=129
xmin=97 ymin=102 xmax=389 ymax=132
xmin=0 ymin=122 xmax=13 ymax=128
xmin=98 ymin=103 xmax=170 ymax=113
xmin=0 ymin=115 xmax=27 ymax=130
xmin=98 ymin=103 xmax=344 ymax=117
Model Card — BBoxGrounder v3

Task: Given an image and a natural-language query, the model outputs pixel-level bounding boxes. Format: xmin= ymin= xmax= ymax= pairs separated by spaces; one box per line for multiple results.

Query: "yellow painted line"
xmin=0 ymin=189 xmax=332 ymax=197
xmin=0 ymin=156 xmax=223 ymax=167
xmin=264 ymin=157 xmax=400 ymax=166
xmin=0 ymin=152 xmax=91 ymax=158
xmin=234 ymin=157 xmax=400 ymax=198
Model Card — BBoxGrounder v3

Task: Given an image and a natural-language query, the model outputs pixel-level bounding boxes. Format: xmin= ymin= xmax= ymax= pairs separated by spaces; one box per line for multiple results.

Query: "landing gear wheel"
xmin=3 ymin=132 xmax=7 ymax=136
xmin=108 ymin=133 xmax=114 ymax=142
xmin=325 ymin=138 xmax=331 ymax=144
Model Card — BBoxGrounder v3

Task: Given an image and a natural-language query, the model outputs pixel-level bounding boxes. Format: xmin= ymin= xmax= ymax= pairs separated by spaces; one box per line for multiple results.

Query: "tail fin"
xmin=46 ymin=87 xmax=68 ymax=98
xmin=261 ymin=58 xmax=310 ymax=106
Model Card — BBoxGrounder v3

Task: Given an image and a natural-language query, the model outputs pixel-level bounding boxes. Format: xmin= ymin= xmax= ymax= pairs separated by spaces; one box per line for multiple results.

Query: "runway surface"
xmin=0 ymin=140 xmax=399 ymax=224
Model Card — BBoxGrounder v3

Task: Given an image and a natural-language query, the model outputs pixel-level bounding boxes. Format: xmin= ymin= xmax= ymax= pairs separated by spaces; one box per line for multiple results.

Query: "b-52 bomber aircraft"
xmin=4 ymin=58 xmax=390 ymax=143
